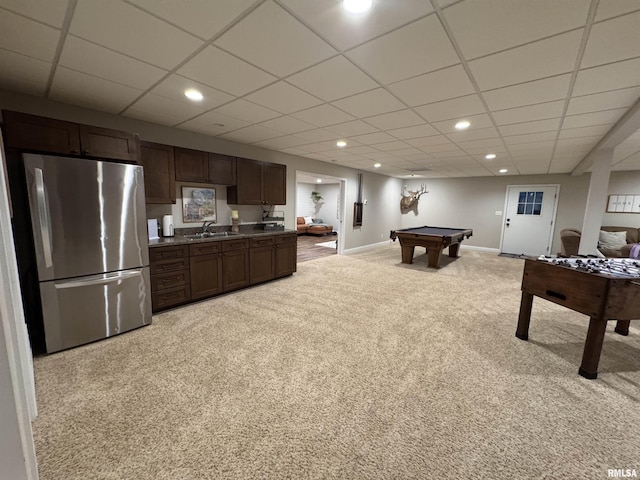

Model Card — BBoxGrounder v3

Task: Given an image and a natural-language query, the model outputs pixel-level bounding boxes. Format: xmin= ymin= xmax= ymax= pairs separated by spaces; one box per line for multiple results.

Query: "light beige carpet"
xmin=32 ymin=245 xmax=640 ymax=480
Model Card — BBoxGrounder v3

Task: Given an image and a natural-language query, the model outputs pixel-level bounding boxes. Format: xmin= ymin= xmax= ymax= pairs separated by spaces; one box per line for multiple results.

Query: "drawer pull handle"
xmin=163 ymin=292 xmax=183 ymax=300
xmin=546 ymin=290 xmax=566 ymax=300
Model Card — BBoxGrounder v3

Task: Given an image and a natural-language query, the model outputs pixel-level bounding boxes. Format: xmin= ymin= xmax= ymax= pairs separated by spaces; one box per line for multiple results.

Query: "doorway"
xmin=500 ymin=184 xmax=560 ymax=256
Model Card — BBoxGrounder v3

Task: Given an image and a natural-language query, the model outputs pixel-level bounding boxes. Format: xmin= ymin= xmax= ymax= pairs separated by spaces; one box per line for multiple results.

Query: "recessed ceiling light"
xmin=373 ymin=163 xmax=381 ymax=168
xmin=455 ymin=120 xmax=470 ymax=130
xmin=485 ymin=153 xmax=496 ymax=160
xmin=499 ymin=168 xmax=508 ymax=174
xmin=184 ymin=88 xmax=203 ymax=101
xmin=316 ymin=179 xmax=322 ymax=183
xmin=342 ymin=0 xmax=372 ymax=14
xmin=336 ymin=140 xmax=347 ymax=148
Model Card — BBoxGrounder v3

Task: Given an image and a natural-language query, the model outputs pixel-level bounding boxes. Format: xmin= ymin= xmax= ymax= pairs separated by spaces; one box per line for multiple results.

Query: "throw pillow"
xmin=303 ymin=216 xmax=313 ymax=225
xmin=598 ymin=230 xmax=627 ymax=248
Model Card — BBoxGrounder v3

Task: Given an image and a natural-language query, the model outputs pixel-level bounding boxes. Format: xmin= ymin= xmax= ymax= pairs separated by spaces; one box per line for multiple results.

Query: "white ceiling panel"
xmin=446 ymin=127 xmax=500 ymax=143
xmin=124 ymin=93 xmax=206 ymax=126
xmin=325 ymin=120 xmax=378 ymax=137
xmin=562 ymin=108 xmax=628 ymax=129
xmin=214 ymin=99 xmax=280 ymax=124
xmin=245 ymin=81 xmax=322 ymax=114
xmin=147 ymin=74 xmax=234 ymax=110
xmin=178 ymin=46 xmax=276 ymax=97
xmin=291 ymin=104 xmax=355 ymax=127
xmin=482 ymin=74 xmax=571 ymax=112
xmin=567 ymin=87 xmax=640 ymax=115
xmin=468 ymin=30 xmax=583 ymax=91
xmin=558 ymin=125 xmax=612 ymax=139
xmin=581 ymin=11 xmax=640 ymax=69
xmin=0 ymin=8 xmax=60 ymax=61
xmin=363 ymin=109 xmax=425 ymax=130
xmin=287 ymin=55 xmax=377 ymax=101
xmin=214 ymin=1 xmax=336 ymax=77
xmin=332 ymin=88 xmax=404 ymax=118
xmin=572 ymin=57 xmax=640 ymax=97
xmin=251 ymin=135 xmax=310 ymax=150
xmin=594 ymin=0 xmax=640 ymax=21
xmin=443 ymin=0 xmax=589 ymax=60
xmin=0 ymin=49 xmax=50 ymax=96
xmin=69 ymin=1 xmax=203 ymax=70
xmin=503 ymin=131 xmax=558 ymax=145
xmin=388 ymin=65 xmax=475 ymax=107
xmin=388 ymin=124 xmax=440 ymax=140
xmin=258 ymin=115 xmax=315 ymax=134
xmin=295 ymin=128 xmax=341 ymax=143
xmin=492 ymin=101 xmax=566 ymax=126
xmin=220 ymin=124 xmax=284 ymax=143
xmin=498 ymin=118 xmax=561 ymax=136
xmin=179 ymin=110 xmax=250 ymax=135
xmin=350 ymin=131 xmax=397 ymax=145
xmin=406 ymin=135 xmax=454 ymax=148
xmin=431 ymin=113 xmax=494 ymax=134
xmin=414 ymin=94 xmax=486 ymax=123
xmin=346 ymin=13 xmax=458 ymax=85
xmin=0 ymin=0 xmax=68 ymax=27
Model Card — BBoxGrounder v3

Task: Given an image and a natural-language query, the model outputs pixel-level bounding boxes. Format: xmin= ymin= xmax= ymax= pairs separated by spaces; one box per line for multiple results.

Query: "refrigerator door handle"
xmin=55 ymin=269 xmax=144 ymax=289
xmin=34 ymin=167 xmax=53 ymax=268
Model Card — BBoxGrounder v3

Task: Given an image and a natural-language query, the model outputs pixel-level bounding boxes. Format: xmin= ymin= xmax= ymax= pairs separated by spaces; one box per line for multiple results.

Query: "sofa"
xmin=296 ymin=216 xmax=334 ymax=236
xmin=560 ymin=226 xmax=639 ymax=257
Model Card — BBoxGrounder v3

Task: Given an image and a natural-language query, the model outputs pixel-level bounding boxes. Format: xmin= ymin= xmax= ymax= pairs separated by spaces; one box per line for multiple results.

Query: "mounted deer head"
xmin=400 ymin=184 xmax=428 ymax=212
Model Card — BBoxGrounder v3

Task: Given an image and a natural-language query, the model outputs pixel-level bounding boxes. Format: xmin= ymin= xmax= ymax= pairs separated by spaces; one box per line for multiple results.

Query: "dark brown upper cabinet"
xmin=2 ymin=110 xmax=139 ymax=163
xmin=174 ymin=147 xmax=236 ymax=185
xmin=227 ymin=157 xmax=286 ymax=205
xmin=139 ymin=141 xmax=176 ymax=204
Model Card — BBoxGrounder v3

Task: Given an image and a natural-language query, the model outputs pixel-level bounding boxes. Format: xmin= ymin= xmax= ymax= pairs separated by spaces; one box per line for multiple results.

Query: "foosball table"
xmin=516 ymin=257 xmax=640 ymax=379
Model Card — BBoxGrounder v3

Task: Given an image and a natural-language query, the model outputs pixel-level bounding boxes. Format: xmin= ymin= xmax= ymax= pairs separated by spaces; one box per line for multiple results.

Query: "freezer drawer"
xmin=39 ymin=267 xmax=152 ymax=353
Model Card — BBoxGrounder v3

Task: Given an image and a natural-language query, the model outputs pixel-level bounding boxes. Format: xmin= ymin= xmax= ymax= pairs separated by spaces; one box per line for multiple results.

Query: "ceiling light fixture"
xmin=373 ymin=163 xmax=381 ymax=168
xmin=455 ymin=120 xmax=470 ymax=130
xmin=485 ymin=153 xmax=496 ymax=160
xmin=184 ymin=88 xmax=203 ymax=101
xmin=499 ymin=168 xmax=508 ymax=174
xmin=316 ymin=179 xmax=322 ymax=183
xmin=342 ymin=0 xmax=373 ymax=14
xmin=336 ymin=140 xmax=347 ymax=148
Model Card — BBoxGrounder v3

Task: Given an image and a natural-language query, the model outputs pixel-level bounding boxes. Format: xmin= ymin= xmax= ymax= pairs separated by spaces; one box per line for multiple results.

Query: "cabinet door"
xmin=208 ymin=153 xmax=236 ymax=185
xmin=139 ymin=141 xmax=176 ymax=204
xmin=250 ymin=236 xmax=276 ymax=285
xmin=229 ymin=157 xmax=262 ymax=204
xmin=78 ymin=125 xmax=139 ymax=162
xmin=2 ymin=110 xmax=81 ymax=155
xmin=174 ymin=147 xmax=208 ymax=182
xmin=190 ymin=253 xmax=223 ymax=300
xmin=262 ymin=162 xmax=286 ymax=205
xmin=275 ymin=235 xmax=297 ymax=277
xmin=222 ymin=249 xmax=249 ymax=291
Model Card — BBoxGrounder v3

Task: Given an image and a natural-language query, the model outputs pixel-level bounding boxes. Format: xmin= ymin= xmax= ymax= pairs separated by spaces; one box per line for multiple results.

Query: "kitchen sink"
xmin=182 ymin=231 xmax=240 ymax=239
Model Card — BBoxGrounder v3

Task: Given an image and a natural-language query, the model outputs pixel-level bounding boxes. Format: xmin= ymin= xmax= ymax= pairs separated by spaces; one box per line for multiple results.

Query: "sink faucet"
xmin=201 ymin=220 xmax=216 ymax=234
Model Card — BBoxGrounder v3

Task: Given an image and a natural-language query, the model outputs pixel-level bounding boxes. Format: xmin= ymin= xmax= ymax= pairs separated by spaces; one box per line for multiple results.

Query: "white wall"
xmin=296 ymin=182 xmax=341 ymax=234
xmin=603 ymin=170 xmax=640 ymax=226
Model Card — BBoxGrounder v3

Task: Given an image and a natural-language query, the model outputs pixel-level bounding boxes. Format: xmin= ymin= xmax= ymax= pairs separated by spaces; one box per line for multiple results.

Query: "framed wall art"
xmin=182 ymin=186 xmax=216 ymax=223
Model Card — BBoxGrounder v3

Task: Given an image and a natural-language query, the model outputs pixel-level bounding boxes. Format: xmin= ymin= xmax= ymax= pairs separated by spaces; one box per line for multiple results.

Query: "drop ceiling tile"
xmin=468 ymin=30 xmax=583 ymax=91
xmin=0 ymin=49 xmax=50 ymax=96
xmin=556 ymin=136 xmax=600 ymax=148
xmin=573 ymin=57 xmax=640 ymax=96
xmin=595 ymin=0 xmax=640 ymax=20
xmin=70 ymin=1 xmax=203 ymax=70
xmin=59 ymin=36 xmax=168 ymax=90
xmin=179 ymin=110 xmax=250 ymax=136
xmin=482 ymin=75 xmax=571 ymax=111
xmin=558 ymin=125 xmax=612 ymax=139
xmin=280 ymin=147 xmax=308 ymax=156
xmin=373 ymin=141 xmax=412 ymax=152
xmin=214 ymin=99 xmax=281 ymax=123
xmin=507 ymin=141 xmax=555 ymax=153
xmin=346 ymin=13 xmax=458 ymax=85
xmin=0 ymin=9 xmax=59 ymax=61
xmin=503 ymin=131 xmax=558 ymax=145
xmin=287 ymin=55 xmax=378 ymax=102
xmin=258 ymin=116 xmax=315 ymax=135
xmin=455 ymin=138 xmax=505 ymax=149
xmin=446 ymin=127 xmax=500 ymax=142
xmin=124 ymin=93 xmax=206 ymax=126
xmin=444 ymin=0 xmax=590 ymax=60
xmin=388 ymin=65 xmax=475 ymax=107
xmin=0 ymin=0 xmax=68 ymax=27
xmin=332 ymin=88 xmax=405 ymax=118
xmin=562 ymin=108 xmax=628 ymax=129
xmin=291 ymin=104 xmax=355 ymax=127
xmin=350 ymin=131 xmax=397 ymax=145
xmin=325 ymin=120 xmax=378 ymax=137
xmin=295 ymin=129 xmax=340 ymax=142
xmin=245 ymin=81 xmax=323 ymax=114
xmin=414 ymin=95 xmax=486 ymax=123
xmin=582 ymin=11 xmax=640 ymax=69
xmin=405 ymin=135 xmax=453 ymax=148
xmin=343 ymin=145 xmax=378 ymax=155
xmin=492 ymin=100 xmax=565 ymax=125
xmin=498 ymin=118 xmax=561 ymax=136
xmin=50 ymin=67 xmax=143 ymax=114
xmin=214 ymin=1 xmax=335 ymax=77
xmin=128 ymin=0 xmax=257 ymax=40
xmin=221 ymin=124 xmax=284 ymax=143
xmin=364 ymin=109 xmax=425 ymax=130
xmin=388 ymin=124 xmax=440 ymax=140
xmin=149 ymin=74 xmax=234 ymax=110
xmin=252 ymin=135 xmax=309 ymax=150
xmin=279 ymin=0 xmax=434 ymax=51
xmin=419 ymin=143 xmax=462 ymax=154
xmin=567 ymin=86 xmax=640 ymax=115
xmin=179 ymin=46 xmax=276 ymax=97
xmin=431 ymin=113 xmax=494 ymax=134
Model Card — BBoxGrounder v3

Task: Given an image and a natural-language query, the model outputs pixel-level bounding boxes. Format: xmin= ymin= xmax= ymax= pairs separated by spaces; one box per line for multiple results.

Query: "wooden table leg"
xmin=579 ymin=317 xmax=608 ymax=380
xmin=448 ymin=243 xmax=460 ymax=258
xmin=401 ymin=245 xmax=414 ymax=264
xmin=427 ymin=248 xmax=442 ymax=268
xmin=516 ymin=291 xmax=533 ymax=340
xmin=615 ymin=320 xmax=630 ymax=336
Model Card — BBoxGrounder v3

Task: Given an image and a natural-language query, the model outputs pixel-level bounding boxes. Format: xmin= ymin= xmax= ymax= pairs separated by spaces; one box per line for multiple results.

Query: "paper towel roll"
xmin=162 ymin=215 xmax=174 ymax=237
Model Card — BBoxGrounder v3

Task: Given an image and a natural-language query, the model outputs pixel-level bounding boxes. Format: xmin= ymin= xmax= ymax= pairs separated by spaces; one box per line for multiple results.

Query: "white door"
xmin=501 ymin=185 xmax=559 ymax=256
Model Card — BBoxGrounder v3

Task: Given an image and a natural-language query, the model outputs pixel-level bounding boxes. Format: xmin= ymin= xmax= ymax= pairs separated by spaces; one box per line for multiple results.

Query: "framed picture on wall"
xmin=182 ymin=186 xmax=216 ymax=223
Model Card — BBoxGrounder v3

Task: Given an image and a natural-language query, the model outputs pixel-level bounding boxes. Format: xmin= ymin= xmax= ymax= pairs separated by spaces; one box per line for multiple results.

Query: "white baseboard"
xmin=460 ymin=244 xmax=501 ymax=254
xmin=343 ymin=240 xmax=392 ymax=254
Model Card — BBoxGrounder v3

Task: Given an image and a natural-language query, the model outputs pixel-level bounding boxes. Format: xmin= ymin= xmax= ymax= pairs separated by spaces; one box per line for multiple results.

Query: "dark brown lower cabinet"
xmin=222 ymin=238 xmax=250 ymax=291
xmin=190 ymin=243 xmax=222 ymax=300
xmin=275 ymin=234 xmax=297 ymax=277
xmin=150 ymin=245 xmax=190 ymax=311
xmin=250 ymin=236 xmax=276 ymax=285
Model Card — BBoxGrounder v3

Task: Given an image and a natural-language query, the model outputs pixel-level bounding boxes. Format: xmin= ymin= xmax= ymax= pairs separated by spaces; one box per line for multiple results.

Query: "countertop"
xmin=148 ymin=228 xmax=296 ymax=248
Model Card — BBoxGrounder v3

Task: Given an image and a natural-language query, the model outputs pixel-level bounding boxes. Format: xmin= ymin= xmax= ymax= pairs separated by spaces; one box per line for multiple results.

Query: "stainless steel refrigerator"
xmin=23 ymin=153 xmax=152 ymax=353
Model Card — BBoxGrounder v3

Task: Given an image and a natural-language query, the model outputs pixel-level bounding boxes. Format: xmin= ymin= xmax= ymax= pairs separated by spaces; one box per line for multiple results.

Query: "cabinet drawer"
xmin=152 ymin=284 xmax=191 ymax=310
xmin=276 ymin=234 xmax=297 ymax=245
xmin=150 ymin=257 xmax=189 ymax=275
xmin=250 ymin=236 xmax=275 ymax=248
xmin=222 ymin=238 xmax=249 ymax=252
xmin=149 ymin=245 xmax=188 ymax=262
xmin=151 ymin=270 xmax=189 ymax=291
xmin=189 ymin=242 xmax=221 ymax=256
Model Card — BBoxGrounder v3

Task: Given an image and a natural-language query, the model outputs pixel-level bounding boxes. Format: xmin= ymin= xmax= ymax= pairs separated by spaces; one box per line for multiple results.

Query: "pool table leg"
xmin=615 ymin=320 xmax=630 ymax=336
xmin=401 ymin=245 xmax=415 ymax=264
xmin=448 ymin=243 xmax=460 ymax=258
xmin=427 ymin=248 xmax=442 ymax=268
xmin=516 ymin=291 xmax=533 ymax=340
xmin=578 ymin=317 xmax=608 ymax=380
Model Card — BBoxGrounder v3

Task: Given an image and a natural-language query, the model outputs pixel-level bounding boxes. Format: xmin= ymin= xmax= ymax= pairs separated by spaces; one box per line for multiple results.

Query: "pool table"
xmin=389 ymin=226 xmax=473 ymax=269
